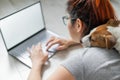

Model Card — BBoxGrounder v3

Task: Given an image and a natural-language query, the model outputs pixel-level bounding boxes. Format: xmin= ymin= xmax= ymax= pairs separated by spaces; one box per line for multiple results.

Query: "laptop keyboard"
xmin=9 ymin=30 xmax=59 ymax=63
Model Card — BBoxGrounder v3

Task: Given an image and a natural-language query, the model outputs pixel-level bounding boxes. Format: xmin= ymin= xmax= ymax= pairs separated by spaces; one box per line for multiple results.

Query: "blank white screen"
xmin=0 ymin=2 xmax=44 ymax=49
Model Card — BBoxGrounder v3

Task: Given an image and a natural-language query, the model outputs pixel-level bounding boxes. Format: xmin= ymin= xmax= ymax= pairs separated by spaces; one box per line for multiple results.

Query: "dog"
xmin=82 ymin=19 xmax=120 ymax=53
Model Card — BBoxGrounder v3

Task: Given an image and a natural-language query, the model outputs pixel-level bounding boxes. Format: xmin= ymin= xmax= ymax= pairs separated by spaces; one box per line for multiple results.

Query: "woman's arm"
xmin=46 ymin=36 xmax=81 ymax=51
xmin=28 ymin=64 xmax=42 ymax=80
xmin=28 ymin=65 xmax=75 ymax=80
xmin=27 ymin=43 xmax=48 ymax=80
xmin=27 ymin=43 xmax=75 ymax=80
xmin=47 ymin=66 xmax=75 ymax=80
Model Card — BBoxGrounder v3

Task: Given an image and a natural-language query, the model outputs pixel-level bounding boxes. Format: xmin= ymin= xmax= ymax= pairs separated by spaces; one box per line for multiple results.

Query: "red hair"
xmin=67 ymin=0 xmax=117 ymax=35
xmin=92 ymin=0 xmax=117 ymax=24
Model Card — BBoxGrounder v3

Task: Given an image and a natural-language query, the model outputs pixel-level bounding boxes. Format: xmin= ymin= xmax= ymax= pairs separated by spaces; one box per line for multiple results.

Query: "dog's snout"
xmin=81 ymin=35 xmax=91 ymax=47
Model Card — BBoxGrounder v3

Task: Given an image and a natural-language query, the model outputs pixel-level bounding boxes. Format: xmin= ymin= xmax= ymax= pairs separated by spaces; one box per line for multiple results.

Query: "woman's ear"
xmin=75 ymin=18 xmax=82 ymax=32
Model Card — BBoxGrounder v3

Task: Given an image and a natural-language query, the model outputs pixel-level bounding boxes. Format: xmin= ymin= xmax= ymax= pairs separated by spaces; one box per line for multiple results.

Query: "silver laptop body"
xmin=0 ymin=1 xmax=59 ymax=68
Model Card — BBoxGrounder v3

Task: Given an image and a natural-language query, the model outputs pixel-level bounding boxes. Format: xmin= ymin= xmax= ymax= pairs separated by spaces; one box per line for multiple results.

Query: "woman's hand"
xmin=46 ymin=36 xmax=80 ymax=51
xmin=27 ymin=43 xmax=48 ymax=80
xmin=28 ymin=43 xmax=48 ymax=67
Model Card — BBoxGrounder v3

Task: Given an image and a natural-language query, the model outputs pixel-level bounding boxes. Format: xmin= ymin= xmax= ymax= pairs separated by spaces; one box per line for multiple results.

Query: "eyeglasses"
xmin=62 ymin=16 xmax=69 ymax=25
xmin=62 ymin=16 xmax=76 ymax=25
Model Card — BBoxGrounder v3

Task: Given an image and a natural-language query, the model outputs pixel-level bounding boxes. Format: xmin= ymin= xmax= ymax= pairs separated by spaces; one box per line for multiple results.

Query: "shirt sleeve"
xmin=61 ymin=48 xmax=88 ymax=80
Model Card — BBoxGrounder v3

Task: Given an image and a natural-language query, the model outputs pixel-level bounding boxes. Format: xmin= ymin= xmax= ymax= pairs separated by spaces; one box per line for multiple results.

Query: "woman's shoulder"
xmin=84 ymin=47 xmax=119 ymax=57
xmin=62 ymin=47 xmax=120 ymax=80
xmin=62 ymin=47 xmax=120 ymax=63
xmin=73 ymin=47 xmax=120 ymax=59
xmin=82 ymin=47 xmax=120 ymax=62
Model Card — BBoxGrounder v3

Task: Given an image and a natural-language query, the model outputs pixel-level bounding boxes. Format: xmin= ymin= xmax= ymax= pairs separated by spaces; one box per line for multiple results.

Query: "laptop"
xmin=0 ymin=1 xmax=60 ymax=68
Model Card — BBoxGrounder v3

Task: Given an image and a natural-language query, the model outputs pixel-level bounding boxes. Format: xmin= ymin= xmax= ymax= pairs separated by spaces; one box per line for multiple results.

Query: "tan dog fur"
xmin=90 ymin=19 xmax=120 ymax=49
xmin=82 ymin=19 xmax=120 ymax=51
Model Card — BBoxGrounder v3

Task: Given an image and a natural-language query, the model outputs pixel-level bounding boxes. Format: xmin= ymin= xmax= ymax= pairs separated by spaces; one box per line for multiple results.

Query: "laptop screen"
xmin=0 ymin=2 xmax=45 ymax=50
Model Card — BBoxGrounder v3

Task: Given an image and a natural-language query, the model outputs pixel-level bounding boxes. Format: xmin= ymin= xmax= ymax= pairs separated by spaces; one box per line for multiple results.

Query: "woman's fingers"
xmin=46 ymin=36 xmax=55 ymax=46
xmin=27 ymin=43 xmax=42 ymax=56
xmin=36 ymin=43 xmax=42 ymax=51
xmin=31 ymin=45 xmax=35 ymax=52
xmin=57 ymin=46 xmax=66 ymax=50
xmin=27 ymin=45 xmax=35 ymax=54
xmin=46 ymin=40 xmax=60 ymax=51
xmin=27 ymin=48 xmax=31 ymax=54
xmin=27 ymin=48 xmax=32 ymax=58
xmin=46 ymin=37 xmax=69 ymax=51
xmin=43 ymin=52 xmax=49 ymax=60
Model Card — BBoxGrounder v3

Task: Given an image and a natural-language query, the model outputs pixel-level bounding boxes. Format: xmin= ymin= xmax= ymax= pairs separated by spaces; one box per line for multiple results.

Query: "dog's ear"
xmin=104 ymin=35 xmax=116 ymax=49
xmin=107 ymin=19 xmax=120 ymax=27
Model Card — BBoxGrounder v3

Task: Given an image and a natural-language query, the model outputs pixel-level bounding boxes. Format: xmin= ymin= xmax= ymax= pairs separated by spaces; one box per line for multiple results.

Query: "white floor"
xmin=111 ymin=0 xmax=120 ymax=19
xmin=0 ymin=0 xmax=119 ymax=80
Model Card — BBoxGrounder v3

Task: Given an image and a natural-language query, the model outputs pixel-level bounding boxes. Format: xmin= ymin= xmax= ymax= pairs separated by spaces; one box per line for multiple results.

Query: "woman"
xmin=28 ymin=0 xmax=120 ymax=80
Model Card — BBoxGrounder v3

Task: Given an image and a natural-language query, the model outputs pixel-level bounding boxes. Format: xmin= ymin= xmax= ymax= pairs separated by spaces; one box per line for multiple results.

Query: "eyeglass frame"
xmin=62 ymin=16 xmax=76 ymax=25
